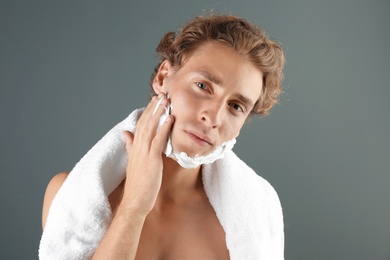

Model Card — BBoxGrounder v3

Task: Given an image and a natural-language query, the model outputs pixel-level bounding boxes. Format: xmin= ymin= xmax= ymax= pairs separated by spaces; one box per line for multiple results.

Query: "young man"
xmin=41 ymin=15 xmax=285 ymax=259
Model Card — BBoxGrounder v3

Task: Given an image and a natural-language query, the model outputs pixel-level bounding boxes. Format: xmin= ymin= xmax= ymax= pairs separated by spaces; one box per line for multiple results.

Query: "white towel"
xmin=39 ymin=108 xmax=284 ymax=260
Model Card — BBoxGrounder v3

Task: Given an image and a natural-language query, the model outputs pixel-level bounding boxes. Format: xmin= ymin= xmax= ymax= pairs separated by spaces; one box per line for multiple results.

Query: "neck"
xmin=157 ymin=155 xmax=204 ymax=205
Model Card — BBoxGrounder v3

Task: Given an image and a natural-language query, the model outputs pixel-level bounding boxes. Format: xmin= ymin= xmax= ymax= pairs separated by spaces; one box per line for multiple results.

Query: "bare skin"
xmin=108 ymin=161 xmax=229 ymax=259
xmin=42 ymin=96 xmax=230 ymax=259
xmin=43 ymin=162 xmax=229 ymax=259
xmin=42 ymin=41 xmax=263 ymax=259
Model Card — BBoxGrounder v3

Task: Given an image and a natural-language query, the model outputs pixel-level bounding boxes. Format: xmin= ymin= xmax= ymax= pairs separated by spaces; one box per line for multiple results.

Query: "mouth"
xmin=185 ymin=131 xmax=213 ymax=146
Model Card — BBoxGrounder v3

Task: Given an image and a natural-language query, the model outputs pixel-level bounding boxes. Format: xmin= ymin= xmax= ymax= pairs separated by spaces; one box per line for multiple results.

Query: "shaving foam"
xmin=153 ymin=96 xmax=236 ymax=169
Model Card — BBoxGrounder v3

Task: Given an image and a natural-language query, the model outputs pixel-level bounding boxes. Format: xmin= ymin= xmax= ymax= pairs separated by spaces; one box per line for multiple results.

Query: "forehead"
xmin=178 ymin=41 xmax=263 ymax=100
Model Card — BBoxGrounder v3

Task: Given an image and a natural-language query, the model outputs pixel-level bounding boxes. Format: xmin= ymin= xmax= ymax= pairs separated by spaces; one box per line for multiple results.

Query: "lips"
xmin=186 ymin=131 xmax=213 ymax=146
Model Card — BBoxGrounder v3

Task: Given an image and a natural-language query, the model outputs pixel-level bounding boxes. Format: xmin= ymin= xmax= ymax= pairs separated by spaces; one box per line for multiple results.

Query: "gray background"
xmin=1 ymin=0 xmax=389 ymax=259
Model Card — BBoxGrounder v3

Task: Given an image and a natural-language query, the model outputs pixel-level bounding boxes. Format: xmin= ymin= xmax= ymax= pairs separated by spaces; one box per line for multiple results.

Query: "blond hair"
xmin=150 ymin=14 xmax=285 ymax=116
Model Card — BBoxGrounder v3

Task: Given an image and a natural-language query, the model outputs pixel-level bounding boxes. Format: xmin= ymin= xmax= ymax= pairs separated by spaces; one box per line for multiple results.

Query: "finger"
xmin=134 ymin=95 xmax=158 ymax=127
xmin=150 ymin=115 xmax=174 ymax=156
xmin=137 ymin=96 xmax=169 ymax=145
xmin=123 ymin=131 xmax=134 ymax=153
xmin=142 ymin=93 xmax=165 ymax=118
xmin=134 ymin=93 xmax=166 ymax=134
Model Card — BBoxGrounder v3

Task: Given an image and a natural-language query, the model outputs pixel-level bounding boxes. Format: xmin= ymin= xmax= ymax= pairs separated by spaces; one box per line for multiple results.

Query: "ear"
xmin=152 ymin=60 xmax=174 ymax=94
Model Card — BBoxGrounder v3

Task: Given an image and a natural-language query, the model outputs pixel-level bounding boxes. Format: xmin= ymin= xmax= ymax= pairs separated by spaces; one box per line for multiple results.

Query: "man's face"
xmin=154 ymin=41 xmax=263 ymax=157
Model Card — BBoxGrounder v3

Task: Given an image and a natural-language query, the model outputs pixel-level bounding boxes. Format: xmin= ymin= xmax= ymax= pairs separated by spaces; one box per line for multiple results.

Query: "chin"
xmin=170 ymin=128 xmax=217 ymax=156
xmin=170 ymin=140 xmax=211 ymax=157
xmin=172 ymin=144 xmax=199 ymax=157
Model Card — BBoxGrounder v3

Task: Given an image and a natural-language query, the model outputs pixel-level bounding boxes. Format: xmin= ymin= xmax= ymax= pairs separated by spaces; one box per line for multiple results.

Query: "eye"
xmin=229 ymin=102 xmax=244 ymax=112
xmin=196 ymin=82 xmax=207 ymax=90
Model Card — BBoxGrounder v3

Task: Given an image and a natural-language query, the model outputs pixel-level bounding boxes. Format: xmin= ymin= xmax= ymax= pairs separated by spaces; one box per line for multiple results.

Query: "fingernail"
xmin=160 ymin=98 xmax=167 ymax=106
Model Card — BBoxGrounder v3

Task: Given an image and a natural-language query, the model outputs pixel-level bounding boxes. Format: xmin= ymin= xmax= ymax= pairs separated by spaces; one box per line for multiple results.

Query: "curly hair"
xmin=150 ymin=14 xmax=285 ymax=116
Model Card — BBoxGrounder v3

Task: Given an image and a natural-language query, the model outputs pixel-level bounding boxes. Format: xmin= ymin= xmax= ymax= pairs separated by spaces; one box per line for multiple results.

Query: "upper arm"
xmin=41 ymin=172 xmax=69 ymax=230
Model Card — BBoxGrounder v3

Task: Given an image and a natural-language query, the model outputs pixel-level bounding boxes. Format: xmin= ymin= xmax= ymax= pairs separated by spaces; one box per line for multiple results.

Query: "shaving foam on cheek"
xmin=153 ymin=95 xmax=236 ymax=169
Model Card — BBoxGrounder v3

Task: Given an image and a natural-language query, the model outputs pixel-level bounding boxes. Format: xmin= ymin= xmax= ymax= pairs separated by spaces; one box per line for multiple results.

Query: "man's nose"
xmin=200 ymin=101 xmax=224 ymax=128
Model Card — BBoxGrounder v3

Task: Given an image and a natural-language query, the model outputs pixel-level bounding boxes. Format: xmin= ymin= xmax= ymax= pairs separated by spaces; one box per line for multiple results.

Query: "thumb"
xmin=123 ymin=130 xmax=134 ymax=152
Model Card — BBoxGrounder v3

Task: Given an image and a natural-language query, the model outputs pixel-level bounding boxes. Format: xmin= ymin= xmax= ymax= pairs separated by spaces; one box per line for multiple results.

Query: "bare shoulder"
xmin=42 ymin=172 xmax=69 ymax=230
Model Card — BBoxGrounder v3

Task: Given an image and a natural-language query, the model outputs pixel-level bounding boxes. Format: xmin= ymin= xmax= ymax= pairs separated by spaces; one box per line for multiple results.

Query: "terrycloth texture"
xmin=39 ymin=108 xmax=284 ymax=260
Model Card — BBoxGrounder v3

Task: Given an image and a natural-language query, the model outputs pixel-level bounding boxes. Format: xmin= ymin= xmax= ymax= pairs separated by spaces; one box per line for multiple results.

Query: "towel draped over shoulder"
xmin=39 ymin=108 xmax=284 ymax=260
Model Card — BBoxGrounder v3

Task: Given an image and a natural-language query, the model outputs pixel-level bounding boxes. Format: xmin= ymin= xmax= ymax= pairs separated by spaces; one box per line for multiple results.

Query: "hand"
xmin=121 ymin=93 xmax=173 ymax=216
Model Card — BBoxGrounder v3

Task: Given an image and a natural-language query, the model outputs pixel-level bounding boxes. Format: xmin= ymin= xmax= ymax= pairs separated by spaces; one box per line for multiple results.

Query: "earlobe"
xmin=152 ymin=60 xmax=173 ymax=94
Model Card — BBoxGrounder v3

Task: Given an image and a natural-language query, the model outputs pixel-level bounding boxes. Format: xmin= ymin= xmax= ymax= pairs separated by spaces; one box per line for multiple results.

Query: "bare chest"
xmin=135 ymin=201 xmax=230 ymax=260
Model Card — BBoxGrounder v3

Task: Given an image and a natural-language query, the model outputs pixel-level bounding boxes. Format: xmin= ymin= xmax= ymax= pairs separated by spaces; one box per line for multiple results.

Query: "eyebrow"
xmin=195 ymin=70 xmax=256 ymax=111
xmin=195 ymin=70 xmax=224 ymax=86
xmin=236 ymin=94 xmax=255 ymax=111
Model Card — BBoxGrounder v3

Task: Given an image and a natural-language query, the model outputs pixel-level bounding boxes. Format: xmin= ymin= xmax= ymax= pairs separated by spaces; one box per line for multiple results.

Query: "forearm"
xmin=92 ymin=96 xmax=170 ymax=259
xmin=92 ymin=203 xmax=147 ymax=260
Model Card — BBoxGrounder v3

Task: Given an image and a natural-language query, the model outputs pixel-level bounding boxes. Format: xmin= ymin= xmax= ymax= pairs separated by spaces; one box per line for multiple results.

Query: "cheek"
xmin=221 ymin=121 xmax=243 ymax=140
xmin=169 ymin=89 xmax=197 ymax=117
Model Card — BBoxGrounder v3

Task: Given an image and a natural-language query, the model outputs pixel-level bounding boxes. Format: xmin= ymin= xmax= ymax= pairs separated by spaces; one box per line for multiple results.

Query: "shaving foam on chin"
xmin=153 ymin=95 xmax=236 ymax=169
xmin=167 ymin=138 xmax=236 ymax=169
